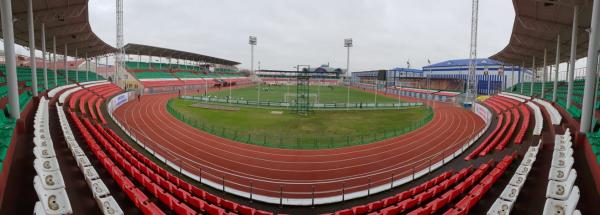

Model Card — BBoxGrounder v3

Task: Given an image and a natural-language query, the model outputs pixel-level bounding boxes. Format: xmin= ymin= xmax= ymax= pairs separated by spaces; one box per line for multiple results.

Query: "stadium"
xmin=0 ymin=0 xmax=599 ymax=215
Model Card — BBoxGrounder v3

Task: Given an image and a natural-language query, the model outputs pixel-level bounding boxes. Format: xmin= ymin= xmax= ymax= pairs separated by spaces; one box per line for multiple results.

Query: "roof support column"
xmin=542 ymin=49 xmax=547 ymax=98
xmin=531 ymin=56 xmax=536 ymax=96
xmin=27 ymin=0 xmax=38 ymax=96
xmin=567 ymin=6 xmax=579 ymax=109
xmin=520 ymin=61 xmax=524 ymax=94
xmin=64 ymin=44 xmax=68 ymax=84
xmin=53 ymin=36 xmax=57 ymax=87
xmin=511 ymin=65 xmax=514 ymax=90
xmin=41 ymin=23 xmax=48 ymax=90
xmin=159 ymin=55 xmax=162 ymax=69
xmin=149 ymin=55 xmax=152 ymax=69
xmin=553 ymin=34 xmax=560 ymax=102
xmin=581 ymin=0 xmax=600 ymax=133
xmin=105 ymin=55 xmax=109 ymax=82
xmin=75 ymin=48 xmax=78 ymax=82
xmin=85 ymin=53 xmax=89 ymax=81
xmin=1 ymin=0 xmax=21 ymax=119
xmin=137 ymin=53 xmax=140 ymax=68
xmin=95 ymin=56 xmax=98 ymax=80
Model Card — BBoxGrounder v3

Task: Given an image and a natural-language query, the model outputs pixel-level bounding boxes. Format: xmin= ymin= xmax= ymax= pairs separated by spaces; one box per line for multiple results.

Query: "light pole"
xmin=249 ymin=36 xmax=258 ymax=105
xmin=345 ymin=38 xmax=352 ymax=110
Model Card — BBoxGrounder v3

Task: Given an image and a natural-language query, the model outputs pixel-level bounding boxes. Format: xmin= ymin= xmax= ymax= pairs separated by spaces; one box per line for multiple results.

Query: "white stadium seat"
xmin=543 ymin=186 xmax=580 ymax=215
xmin=515 ymin=164 xmax=531 ymax=176
xmin=551 ymin=156 xmax=574 ymax=169
xmin=500 ymin=184 xmax=521 ymax=202
xmin=526 ymin=102 xmax=543 ymax=135
xmin=96 ymin=196 xmax=124 ymax=215
xmin=76 ymin=155 xmax=92 ymax=169
xmin=549 ymin=167 xmax=574 ymax=183
xmin=509 ymin=173 xmax=527 ymax=188
xmin=34 ymin=158 xmax=60 ymax=173
xmin=90 ymin=179 xmax=110 ymax=198
xmin=35 ymin=171 xmax=66 ymax=190
xmin=534 ymin=98 xmax=562 ymax=125
xmin=33 ymin=176 xmax=72 ymax=214
xmin=546 ymin=166 xmax=577 ymax=200
xmin=34 ymin=146 xmax=56 ymax=159
xmin=487 ymin=198 xmax=514 ymax=215
xmin=55 ymin=103 xmax=122 ymax=212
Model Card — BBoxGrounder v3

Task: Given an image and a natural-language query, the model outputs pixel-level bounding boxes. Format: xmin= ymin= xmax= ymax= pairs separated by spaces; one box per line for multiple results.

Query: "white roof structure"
xmin=0 ymin=0 xmax=116 ymax=57
xmin=491 ymin=0 xmax=594 ymax=65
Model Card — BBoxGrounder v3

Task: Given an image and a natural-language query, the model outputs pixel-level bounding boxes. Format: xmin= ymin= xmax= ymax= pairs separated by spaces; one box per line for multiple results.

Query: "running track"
xmin=113 ymin=91 xmax=485 ymax=200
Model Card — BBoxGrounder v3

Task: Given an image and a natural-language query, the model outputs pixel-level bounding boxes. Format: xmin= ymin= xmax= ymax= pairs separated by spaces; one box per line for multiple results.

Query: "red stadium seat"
xmin=220 ymin=199 xmax=239 ymax=212
xmin=205 ymin=204 xmax=225 ymax=215
xmin=352 ymin=205 xmax=369 ymax=215
xmin=398 ymin=198 xmax=417 ymax=212
xmin=174 ymin=201 xmax=196 ymax=215
xmin=158 ymin=191 xmax=177 ymax=210
xmin=380 ymin=205 xmax=401 ymax=215
xmin=187 ymin=196 xmax=206 ymax=211
xmin=140 ymin=201 xmax=166 ymax=215
xmin=205 ymin=192 xmax=222 ymax=206
xmin=407 ymin=206 xmax=432 ymax=215
xmin=382 ymin=196 xmax=398 ymax=207
xmin=237 ymin=205 xmax=256 ymax=215
xmin=368 ymin=200 xmax=383 ymax=212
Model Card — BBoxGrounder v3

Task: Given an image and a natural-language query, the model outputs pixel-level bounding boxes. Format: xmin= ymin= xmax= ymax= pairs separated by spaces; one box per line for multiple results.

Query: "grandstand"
xmin=0 ymin=0 xmax=598 ymax=215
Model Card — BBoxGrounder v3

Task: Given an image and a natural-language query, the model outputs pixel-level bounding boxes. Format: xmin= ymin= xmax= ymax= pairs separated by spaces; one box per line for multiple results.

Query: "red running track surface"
xmin=112 ymin=93 xmax=485 ymax=199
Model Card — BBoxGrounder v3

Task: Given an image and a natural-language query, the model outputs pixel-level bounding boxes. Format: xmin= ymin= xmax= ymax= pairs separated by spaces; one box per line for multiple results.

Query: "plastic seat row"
xmin=543 ymin=129 xmax=581 ymax=215
xmin=479 ymin=111 xmax=512 ymax=157
xmin=444 ymin=154 xmax=516 ymax=215
xmin=512 ymin=104 xmax=531 ymax=145
xmin=404 ymin=160 xmax=496 ymax=215
xmin=502 ymin=92 xmax=531 ymax=100
xmin=32 ymin=98 xmax=73 ymax=214
xmin=526 ymin=101 xmax=543 ymax=135
xmin=67 ymin=110 xmax=165 ymax=215
xmin=56 ymin=103 xmax=123 ymax=214
xmin=488 ymin=143 xmax=540 ymax=214
xmin=534 ymin=98 xmax=562 ymax=125
xmin=91 ymin=119 xmax=270 ymax=215
xmin=499 ymin=93 xmax=525 ymax=103
xmin=329 ymin=170 xmax=457 ymax=215
xmin=466 ymin=111 xmax=504 ymax=161
xmin=328 ymin=167 xmax=479 ymax=215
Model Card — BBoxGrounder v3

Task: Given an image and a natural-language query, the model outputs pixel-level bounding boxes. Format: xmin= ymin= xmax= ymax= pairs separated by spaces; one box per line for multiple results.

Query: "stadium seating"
xmin=62 ymin=84 xmax=270 ymax=214
xmin=56 ymin=101 xmax=122 ymax=214
xmin=543 ymin=129 xmax=582 ymax=215
xmin=443 ymin=154 xmax=516 ymax=215
xmin=526 ymin=101 xmax=544 ymax=136
xmin=487 ymin=143 xmax=539 ymax=214
xmin=32 ymin=97 xmax=73 ymax=214
xmin=465 ymin=95 xmax=529 ymax=160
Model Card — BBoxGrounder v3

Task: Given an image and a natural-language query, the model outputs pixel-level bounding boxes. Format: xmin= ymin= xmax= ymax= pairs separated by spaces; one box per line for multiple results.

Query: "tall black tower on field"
xmin=295 ymin=67 xmax=311 ymax=116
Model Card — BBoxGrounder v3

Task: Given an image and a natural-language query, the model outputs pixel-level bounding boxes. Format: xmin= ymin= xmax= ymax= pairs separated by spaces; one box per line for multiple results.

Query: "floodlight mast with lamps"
xmin=344 ymin=38 xmax=352 ymax=110
xmin=249 ymin=36 xmax=258 ymax=104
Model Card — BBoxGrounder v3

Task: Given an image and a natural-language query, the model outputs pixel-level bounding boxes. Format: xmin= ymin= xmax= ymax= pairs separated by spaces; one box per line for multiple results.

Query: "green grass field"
xmin=203 ymin=85 xmax=400 ymax=104
xmin=168 ymin=86 xmax=433 ymax=149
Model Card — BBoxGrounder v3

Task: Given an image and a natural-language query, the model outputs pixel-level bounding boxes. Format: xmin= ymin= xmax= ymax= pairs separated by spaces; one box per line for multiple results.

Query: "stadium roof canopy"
xmin=490 ymin=0 xmax=594 ymax=65
xmin=0 ymin=0 xmax=116 ymax=57
xmin=123 ymin=43 xmax=240 ymax=66
xmin=423 ymin=58 xmax=504 ymax=69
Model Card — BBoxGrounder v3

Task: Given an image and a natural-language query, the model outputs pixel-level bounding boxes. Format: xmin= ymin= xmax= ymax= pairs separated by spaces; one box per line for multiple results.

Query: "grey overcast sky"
xmin=88 ymin=0 xmax=515 ymax=71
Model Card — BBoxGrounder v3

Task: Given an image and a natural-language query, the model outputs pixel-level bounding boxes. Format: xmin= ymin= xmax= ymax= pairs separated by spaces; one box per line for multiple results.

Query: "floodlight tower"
xmin=465 ymin=0 xmax=479 ymax=109
xmin=344 ymin=38 xmax=352 ymax=110
xmin=249 ymin=36 xmax=258 ymax=103
xmin=116 ymin=0 xmax=124 ymax=85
